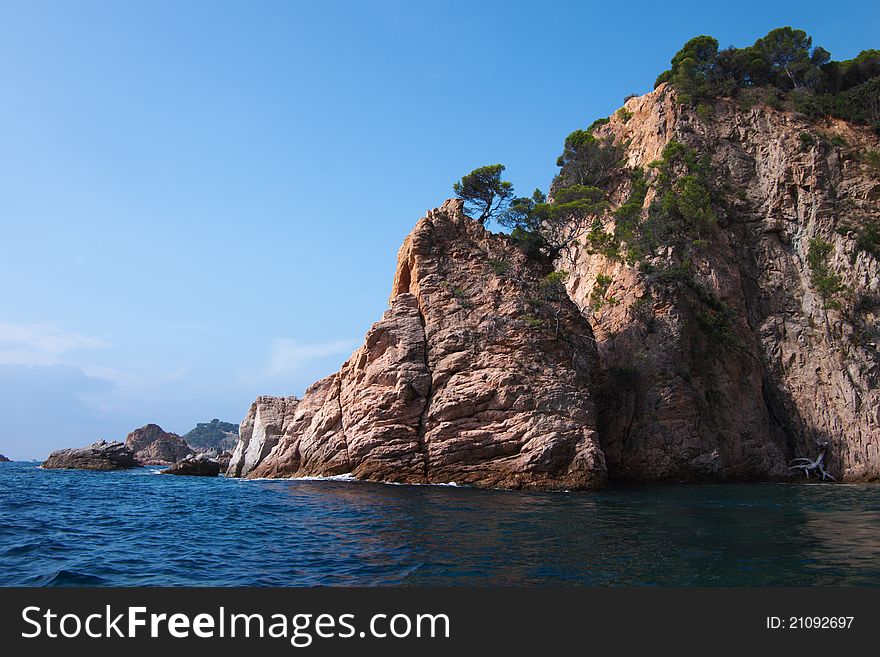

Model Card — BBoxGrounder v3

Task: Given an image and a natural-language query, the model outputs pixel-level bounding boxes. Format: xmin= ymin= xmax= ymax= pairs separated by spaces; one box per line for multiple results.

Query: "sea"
xmin=1 ymin=461 xmax=878 ymax=586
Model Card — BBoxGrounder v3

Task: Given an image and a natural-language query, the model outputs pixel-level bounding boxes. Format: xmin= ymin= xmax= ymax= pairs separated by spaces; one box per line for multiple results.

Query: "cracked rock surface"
xmin=231 ymin=85 xmax=879 ymax=488
xmin=567 ymin=84 xmax=879 ymax=482
xmin=242 ymin=199 xmax=606 ymax=489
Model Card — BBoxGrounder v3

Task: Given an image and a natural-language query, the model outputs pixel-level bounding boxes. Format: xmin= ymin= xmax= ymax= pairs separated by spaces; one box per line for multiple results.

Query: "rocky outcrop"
xmin=240 ymin=199 xmax=605 ymax=489
xmin=163 ymin=453 xmax=221 ymax=477
xmin=565 ymin=84 xmax=879 ymax=482
xmin=124 ymin=424 xmax=194 ymax=466
xmin=42 ymin=440 xmax=138 ymax=471
xmin=231 ymin=85 xmax=878 ymax=488
xmin=0 ymin=454 xmax=10 ymax=462
xmin=226 ymin=396 xmax=298 ymax=477
xmin=216 ymin=450 xmax=232 ymax=471
xmin=199 ymin=446 xmax=233 ymax=468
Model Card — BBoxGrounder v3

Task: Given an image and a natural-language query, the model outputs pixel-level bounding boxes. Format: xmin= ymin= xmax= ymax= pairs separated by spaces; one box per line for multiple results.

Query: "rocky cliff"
xmin=567 ymin=84 xmax=879 ymax=482
xmin=124 ymin=424 xmax=194 ymax=466
xmin=227 ymin=396 xmax=298 ymax=478
xmin=230 ymin=84 xmax=879 ymax=488
xmin=241 ymin=200 xmax=606 ymax=489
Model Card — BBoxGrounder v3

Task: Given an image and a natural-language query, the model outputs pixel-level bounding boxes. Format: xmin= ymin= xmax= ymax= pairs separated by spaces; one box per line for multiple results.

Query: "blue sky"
xmin=0 ymin=1 xmax=876 ymax=459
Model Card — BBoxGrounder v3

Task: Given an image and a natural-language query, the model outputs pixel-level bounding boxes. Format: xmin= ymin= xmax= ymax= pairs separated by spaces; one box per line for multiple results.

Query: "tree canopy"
xmin=498 ymin=185 xmax=607 ymax=260
xmin=554 ymin=130 xmax=622 ymax=189
xmin=655 ymin=27 xmax=880 ymax=132
xmin=453 ymin=164 xmax=514 ymax=224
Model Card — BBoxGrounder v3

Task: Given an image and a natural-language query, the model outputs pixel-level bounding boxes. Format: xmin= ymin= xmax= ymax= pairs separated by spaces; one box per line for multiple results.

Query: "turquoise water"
xmin=0 ymin=461 xmax=878 ymax=586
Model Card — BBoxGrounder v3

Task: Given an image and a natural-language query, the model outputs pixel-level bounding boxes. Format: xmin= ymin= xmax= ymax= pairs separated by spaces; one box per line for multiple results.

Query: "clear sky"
xmin=0 ymin=0 xmax=877 ymax=459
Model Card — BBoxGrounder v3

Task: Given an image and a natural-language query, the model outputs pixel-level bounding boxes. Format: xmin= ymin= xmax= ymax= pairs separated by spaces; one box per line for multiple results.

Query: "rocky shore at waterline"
xmin=40 ymin=423 xmax=230 ymax=476
xmin=42 ymin=440 xmax=139 ymax=471
xmin=162 ymin=453 xmax=222 ymax=477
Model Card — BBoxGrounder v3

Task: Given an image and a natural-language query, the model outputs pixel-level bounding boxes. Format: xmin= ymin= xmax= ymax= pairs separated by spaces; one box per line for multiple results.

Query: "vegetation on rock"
xmin=452 ymin=164 xmax=515 ymax=224
xmin=656 ymin=27 xmax=880 ymax=133
xmin=807 ymin=237 xmax=845 ymax=309
xmin=183 ymin=418 xmax=239 ymax=451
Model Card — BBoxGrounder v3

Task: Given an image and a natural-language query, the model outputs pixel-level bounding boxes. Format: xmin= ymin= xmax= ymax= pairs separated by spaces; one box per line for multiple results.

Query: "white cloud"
xmin=0 ymin=320 xmax=104 ymax=366
xmin=80 ymin=363 xmax=190 ymax=389
xmin=263 ymin=338 xmax=357 ymax=378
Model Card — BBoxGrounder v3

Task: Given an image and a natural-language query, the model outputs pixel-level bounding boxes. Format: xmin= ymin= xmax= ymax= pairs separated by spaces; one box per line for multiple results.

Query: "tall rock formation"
xmin=227 ymin=396 xmax=298 ymax=478
xmin=230 ymin=84 xmax=878 ymax=488
xmin=240 ymin=200 xmax=606 ymax=489
xmin=566 ymin=84 xmax=879 ymax=482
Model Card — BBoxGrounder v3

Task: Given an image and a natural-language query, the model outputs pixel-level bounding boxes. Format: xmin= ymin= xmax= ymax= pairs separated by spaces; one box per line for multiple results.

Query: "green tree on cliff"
xmin=453 ymin=164 xmax=515 ymax=224
xmin=752 ymin=27 xmax=827 ymax=89
xmin=500 ymin=185 xmax=607 ymax=260
xmin=668 ymin=35 xmax=720 ymax=101
xmin=553 ymin=130 xmax=622 ymax=189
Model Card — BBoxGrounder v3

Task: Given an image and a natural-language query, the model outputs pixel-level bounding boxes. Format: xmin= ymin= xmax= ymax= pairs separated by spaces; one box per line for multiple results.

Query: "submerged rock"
xmin=42 ymin=440 xmax=138 ymax=471
xmin=163 ymin=453 xmax=221 ymax=477
xmin=125 ymin=424 xmax=194 ymax=466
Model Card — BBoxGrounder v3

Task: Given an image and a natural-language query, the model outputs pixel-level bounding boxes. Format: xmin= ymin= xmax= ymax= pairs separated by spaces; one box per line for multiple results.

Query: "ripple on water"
xmin=22 ymin=569 xmax=113 ymax=587
xmin=0 ymin=463 xmax=879 ymax=586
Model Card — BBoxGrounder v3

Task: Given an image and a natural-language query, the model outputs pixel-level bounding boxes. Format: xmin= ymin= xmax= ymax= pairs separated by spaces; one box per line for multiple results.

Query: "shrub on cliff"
xmin=553 ymin=130 xmax=622 ymax=189
xmin=453 ymin=164 xmax=515 ymax=224
xmin=500 ymin=186 xmax=607 ymax=260
xmin=823 ymin=77 xmax=880 ymax=132
xmin=854 ymin=221 xmax=880 ymax=261
xmin=807 ymin=237 xmax=845 ymax=309
xmin=631 ymin=141 xmax=718 ymax=260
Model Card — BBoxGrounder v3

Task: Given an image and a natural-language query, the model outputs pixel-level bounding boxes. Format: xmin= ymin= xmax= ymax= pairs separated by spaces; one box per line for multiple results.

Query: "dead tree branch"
xmin=789 ymin=440 xmax=835 ymax=481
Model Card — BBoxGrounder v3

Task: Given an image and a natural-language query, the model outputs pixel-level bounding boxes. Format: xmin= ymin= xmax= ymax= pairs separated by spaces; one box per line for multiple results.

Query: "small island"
xmin=41 ymin=421 xmax=235 ymax=476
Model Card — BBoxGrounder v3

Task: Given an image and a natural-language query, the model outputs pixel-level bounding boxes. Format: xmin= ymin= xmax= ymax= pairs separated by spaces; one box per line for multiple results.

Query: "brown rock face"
xmin=565 ymin=84 xmax=879 ymax=482
xmin=216 ymin=451 xmax=232 ymax=471
xmin=124 ymin=424 xmax=194 ymax=466
xmin=232 ymin=85 xmax=878 ymax=488
xmin=245 ymin=199 xmax=606 ymax=489
xmin=0 ymin=454 xmax=10 ymax=462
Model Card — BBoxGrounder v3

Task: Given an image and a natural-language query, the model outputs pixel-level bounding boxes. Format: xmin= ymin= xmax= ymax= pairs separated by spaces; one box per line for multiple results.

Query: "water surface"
xmin=1 ymin=462 xmax=877 ymax=586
